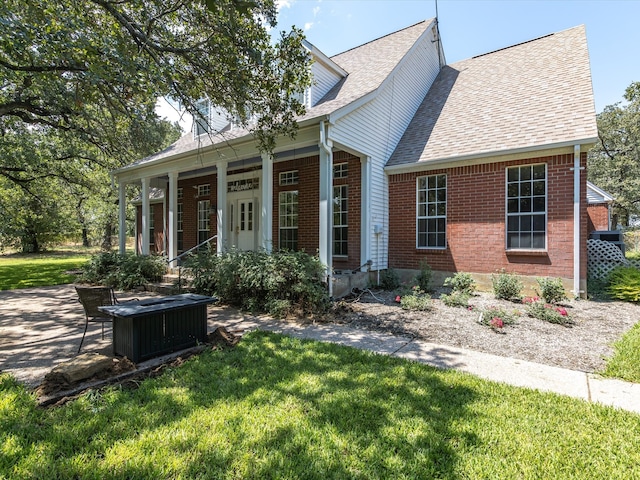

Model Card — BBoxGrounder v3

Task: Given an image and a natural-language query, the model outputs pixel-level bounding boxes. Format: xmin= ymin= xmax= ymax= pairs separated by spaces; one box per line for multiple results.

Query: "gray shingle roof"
xmin=387 ymin=25 xmax=598 ymax=169
xmin=125 ymin=20 xmax=433 ymax=169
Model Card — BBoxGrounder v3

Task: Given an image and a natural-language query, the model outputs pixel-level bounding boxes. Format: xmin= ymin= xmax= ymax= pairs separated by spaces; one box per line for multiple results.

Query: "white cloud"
xmin=304 ymin=22 xmax=314 ymax=31
xmin=313 ymin=6 xmax=320 ymax=16
xmin=276 ymin=0 xmax=294 ymax=11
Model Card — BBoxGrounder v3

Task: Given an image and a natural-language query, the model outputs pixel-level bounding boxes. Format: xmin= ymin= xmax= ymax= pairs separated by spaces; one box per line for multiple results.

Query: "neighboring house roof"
xmin=587 ymin=181 xmax=615 ymax=204
xmin=387 ymin=25 xmax=598 ymax=169
xmin=123 ymin=20 xmax=434 ymax=170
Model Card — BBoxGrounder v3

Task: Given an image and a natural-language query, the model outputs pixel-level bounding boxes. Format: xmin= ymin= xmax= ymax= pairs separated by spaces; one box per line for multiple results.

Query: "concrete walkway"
xmin=2 ymin=285 xmax=639 ymax=414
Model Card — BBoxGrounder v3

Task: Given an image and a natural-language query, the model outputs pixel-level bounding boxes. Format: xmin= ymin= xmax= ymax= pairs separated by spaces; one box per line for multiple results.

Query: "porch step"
xmin=146 ymin=273 xmax=193 ymax=295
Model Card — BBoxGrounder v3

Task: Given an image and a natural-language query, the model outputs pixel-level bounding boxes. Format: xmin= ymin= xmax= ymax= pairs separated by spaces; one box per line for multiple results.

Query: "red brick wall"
xmin=272 ymin=150 xmax=361 ymax=270
xmin=135 ymin=202 xmax=165 ymax=254
xmin=388 ymin=153 xmax=588 ymax=282
xmin=175 ymin=175 xmax=217 ymax=252
xmin=587 ymin=203 xmax=609 ymax=233
xmin=138 ymin=151 xmax=361 ymax=269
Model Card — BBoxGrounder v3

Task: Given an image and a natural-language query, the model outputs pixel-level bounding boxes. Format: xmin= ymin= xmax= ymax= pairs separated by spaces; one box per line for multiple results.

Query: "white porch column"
xmin=319 ymin=123 xmax=333 ymax=294
xmin=360 ymin=156 xmax=372 ymax=271
xmin=167 ymin=171 xmax=178 ymax=267
xmin=261 ymin=153 xmax=274 ymax=252
xmin=141 ymin=177 xmax=150 ymax=255
xmin=216 ymin=161 xmax=228 ymax=254
xmin=118 ymin=179 xmax=127 ymax=254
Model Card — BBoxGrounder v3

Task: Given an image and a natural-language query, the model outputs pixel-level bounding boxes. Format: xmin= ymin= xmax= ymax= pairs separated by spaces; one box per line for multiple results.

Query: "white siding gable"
xmin=329 ymin=24 xmax=442 ymax=270
xmin=310 ymin=60 xmax=343 ymax=106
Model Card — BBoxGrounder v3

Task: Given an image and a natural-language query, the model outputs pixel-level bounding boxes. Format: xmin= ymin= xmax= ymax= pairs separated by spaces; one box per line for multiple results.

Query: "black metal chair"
xmin=75 ymin=286 xmax=136 ymax=354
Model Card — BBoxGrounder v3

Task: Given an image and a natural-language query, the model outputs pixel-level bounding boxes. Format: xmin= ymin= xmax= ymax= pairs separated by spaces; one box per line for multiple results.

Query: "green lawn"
xmin=602 ymin=322 xmax=640 ymax=383
xmin=0 ymin=254 xmax=89 ymax=290
xmin=2 ymin=331 xmax=639 ymax=479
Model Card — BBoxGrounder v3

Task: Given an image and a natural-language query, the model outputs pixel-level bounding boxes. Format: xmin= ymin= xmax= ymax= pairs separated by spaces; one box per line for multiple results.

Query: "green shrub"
xmin=400 ymin=286 xmax=432 ymax=311
xmin=183 ymin=249 xmax=329 ymax=317
xmin=444 ymin=272 xmax=476 ymax=294
xmin=607 ymin=267 xmax=640 ymax=303
xmin=414 ymin=260 xmax=432 ymax=292
xmin=479 ymin=305 xmax=519 ymax=328
xmin=491 ymin=270 xmax=523 ymax=301
xmin=440 ymin=291 xmax=470 ymax=308
xmin=536 ymin=277 xmax=568 ymax=304
xmin=379 ymin=268 xmax=400 ymax=290
xmin=524 ymin=299 xmax=574 ymax=326
xmin=79 ymin=252 xmax=165 ymax=290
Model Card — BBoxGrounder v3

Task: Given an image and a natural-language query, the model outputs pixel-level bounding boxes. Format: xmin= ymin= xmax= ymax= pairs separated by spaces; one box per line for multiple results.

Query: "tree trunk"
xmin=21 ymin=225 xmax=39 ymax=253
xmin=101 ymin=218 xmax=113 ymax=251
xmin=81 ymin=228 xmax=90 ymax=247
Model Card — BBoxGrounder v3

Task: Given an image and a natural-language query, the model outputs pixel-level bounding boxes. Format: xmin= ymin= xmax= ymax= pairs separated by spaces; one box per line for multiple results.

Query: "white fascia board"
xmin=329 ymin=19 xmax=437 ymax=124
xmin=113 ymin=120 xmax=326 ymax=183
xmin=587 ymin=181 xmax=615 ymax=203
xmin=303 ymin=39 xmax=348 ymax=78
xmin=384 ymin=137 xmax=599 ymax=175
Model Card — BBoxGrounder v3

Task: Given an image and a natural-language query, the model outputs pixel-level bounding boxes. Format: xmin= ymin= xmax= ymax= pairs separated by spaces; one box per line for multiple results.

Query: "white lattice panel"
xmin=587 ymin=238 xmax=635 ymax=280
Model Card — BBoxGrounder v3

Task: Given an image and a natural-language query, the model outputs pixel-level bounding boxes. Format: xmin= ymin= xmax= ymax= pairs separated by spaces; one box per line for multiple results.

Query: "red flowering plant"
xmin=479 ymin=306 xmax=518 ymax=333
xmin=525 ymin=298 xmax=574 ymax=326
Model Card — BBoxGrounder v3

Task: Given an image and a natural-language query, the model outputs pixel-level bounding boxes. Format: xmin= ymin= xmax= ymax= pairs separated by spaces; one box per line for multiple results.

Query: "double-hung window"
xmin=417 ymin=174 xmax=447 ymax=248
xmin=506 ymin=164 xmax=546 ymax=249
xmin=197 ymin=200 xmax=210 ymax=245
xmin=148 ymin=205 xmax=155 ymax=247
xmin=194 ymin=99 xmax=210 ymax=136
xmin=279 ymin=191 xmax=298 ymax=250
xmin=333 ymin=185 xmax=348 ymax=256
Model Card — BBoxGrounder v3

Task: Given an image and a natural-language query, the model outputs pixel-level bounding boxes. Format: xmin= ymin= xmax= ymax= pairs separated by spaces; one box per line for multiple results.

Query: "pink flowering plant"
xmin=525 ymin=298 xmax=574 ymax=326
xmin=479 ymin=306 xmax=518 ymax=333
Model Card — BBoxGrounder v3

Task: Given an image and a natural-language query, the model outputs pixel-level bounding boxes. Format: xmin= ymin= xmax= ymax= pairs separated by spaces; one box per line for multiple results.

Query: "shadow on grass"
xmin=1 ymin=331 xmax=479 ymax=479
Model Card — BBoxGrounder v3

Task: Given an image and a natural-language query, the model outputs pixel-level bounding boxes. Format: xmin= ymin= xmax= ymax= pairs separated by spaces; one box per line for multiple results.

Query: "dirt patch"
xmin=36 ymin=327 xmax=241 ymax=405
xmin=318 ymin=289 xmax=639 ymax=373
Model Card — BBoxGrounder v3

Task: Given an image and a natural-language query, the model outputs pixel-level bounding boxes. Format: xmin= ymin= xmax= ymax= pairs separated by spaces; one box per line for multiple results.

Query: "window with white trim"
xmin=417 ymin=174 xmax=446 ymax=248
xmin=279 ymin=191 xmax=298 ymax=250
xmin=194 ymin=99 xmax=210 ymax=136
xmin=197 ymin=200 xmax=210 ymax=245
xmin=333 ymin=162 xmax=348 ymax=179
xmin=177 ymin=203 xmax=183 ymax=252
xmin=177 ymin=187 xmax=183 ymax=200
xmin=197 ymin=184 xmax=210 ymax=197
xmin=148 ymin=204 xmax=155 ymax=246
xmin=333 ymin=185 xmax=348 ymax=256
xmin=279 ymin=170 xmax=299 ymax=186
xmin=506 ymin=164 xmax=546 ymax=249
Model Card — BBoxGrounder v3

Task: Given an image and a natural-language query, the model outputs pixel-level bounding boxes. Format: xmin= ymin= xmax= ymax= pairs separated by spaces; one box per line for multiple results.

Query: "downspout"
xmin=572 ymin=144 xmax=584 ymax=297
xmin=319 ymin=120 xmax=334 ymax=297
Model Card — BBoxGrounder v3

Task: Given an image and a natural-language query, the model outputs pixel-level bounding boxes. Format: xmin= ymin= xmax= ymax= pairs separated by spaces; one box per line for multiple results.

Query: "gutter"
xmin=319 ymin=120 xmax=334 ymax=298
xmin=113 ymin=116 xmax=330 ymax=178
xmin=572 ymin=144 xmax=584 ymax=297
xmin=384 ymin=137 xmax=599 ymax=175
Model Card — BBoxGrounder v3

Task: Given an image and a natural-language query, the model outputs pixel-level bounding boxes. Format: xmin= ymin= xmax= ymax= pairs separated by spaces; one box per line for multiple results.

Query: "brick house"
xmin=114 ymin=20 xmax=598 ymax=296
xmin=586 ymin=182 xmax=615 ymax=233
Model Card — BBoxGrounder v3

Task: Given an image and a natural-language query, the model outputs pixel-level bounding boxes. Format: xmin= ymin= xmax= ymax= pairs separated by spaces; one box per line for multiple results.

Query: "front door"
xmin=231 ymin=197 xmax=256 ymax=250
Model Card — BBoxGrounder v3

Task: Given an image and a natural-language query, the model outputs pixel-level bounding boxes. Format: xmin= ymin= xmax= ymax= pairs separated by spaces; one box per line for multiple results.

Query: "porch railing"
xmin=167 ymin=234 xmax=218 ymax=293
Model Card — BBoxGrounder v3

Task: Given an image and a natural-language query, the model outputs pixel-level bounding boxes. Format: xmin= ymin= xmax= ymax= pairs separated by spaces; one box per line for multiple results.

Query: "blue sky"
xmin=276 ymin=0 xmax=640 ymax=113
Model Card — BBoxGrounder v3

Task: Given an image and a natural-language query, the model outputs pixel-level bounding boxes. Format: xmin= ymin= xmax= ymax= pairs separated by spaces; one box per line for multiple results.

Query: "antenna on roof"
xmin=434 ymin=0 xmax=446 ymax=69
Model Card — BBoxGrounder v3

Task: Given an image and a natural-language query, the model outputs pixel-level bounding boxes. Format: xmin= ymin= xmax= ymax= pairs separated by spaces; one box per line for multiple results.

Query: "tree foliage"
xmin=0 ymin=0 xmax=312 ymax=157
xmin=588 ymin=81 xmax=640 ymax=226
xmin=0 ymin=0 xmax=311 ymax=251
